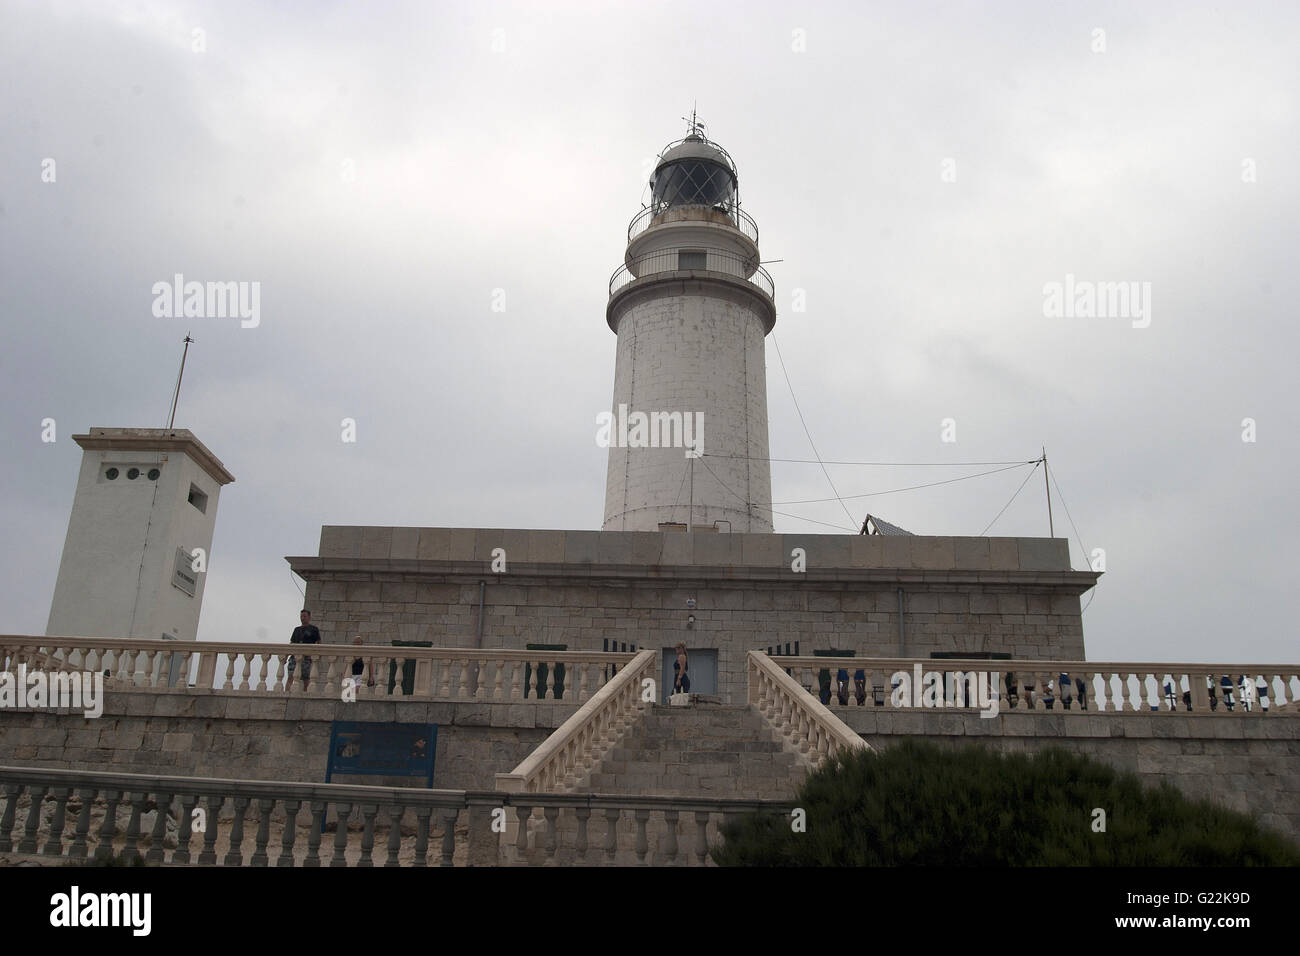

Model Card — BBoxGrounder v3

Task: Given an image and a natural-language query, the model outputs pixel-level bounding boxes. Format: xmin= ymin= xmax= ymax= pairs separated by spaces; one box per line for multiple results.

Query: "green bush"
xmin=712 ymin=740 xmax=1300 ymax=866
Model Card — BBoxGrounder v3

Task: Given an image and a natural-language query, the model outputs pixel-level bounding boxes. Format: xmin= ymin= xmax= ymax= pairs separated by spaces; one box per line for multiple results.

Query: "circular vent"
xmin=105 ymin=467 xmax=119 ymax=480
xmin=127 ymin=467 xmax=140 ymax=480
xmin=148 ymin=468 xmax=161 ymax=480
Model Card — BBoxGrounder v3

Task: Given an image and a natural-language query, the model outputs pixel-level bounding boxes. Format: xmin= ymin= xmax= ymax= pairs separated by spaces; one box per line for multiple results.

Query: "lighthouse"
xmin=602 ymin=118 xmax=776 ymax=533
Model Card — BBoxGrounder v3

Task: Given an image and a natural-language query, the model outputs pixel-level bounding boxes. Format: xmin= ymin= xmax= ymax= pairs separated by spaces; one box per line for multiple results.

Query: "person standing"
xmin=673 ymin=642 xmax=690 ymax=695
xmin=285 ymin=609 xmax=322 ymax=692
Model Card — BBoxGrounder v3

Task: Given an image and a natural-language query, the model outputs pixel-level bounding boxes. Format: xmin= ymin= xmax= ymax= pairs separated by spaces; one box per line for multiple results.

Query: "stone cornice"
xmin=285 ymin=555 xmax=1101 ymax=594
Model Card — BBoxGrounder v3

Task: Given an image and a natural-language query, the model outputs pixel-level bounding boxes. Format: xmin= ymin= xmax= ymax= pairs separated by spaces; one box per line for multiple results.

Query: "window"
xmin=187 ymin=484 xmax=208 ymax=513
xmin=678 ymin=250 xmax=707 ymax=270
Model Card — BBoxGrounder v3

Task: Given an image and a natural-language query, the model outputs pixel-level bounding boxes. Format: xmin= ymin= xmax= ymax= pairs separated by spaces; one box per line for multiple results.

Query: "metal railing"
xmin=609 ymin=249 xmax=774 ymax=299
xmin=627 ymin=204 xmax=759 ymax=244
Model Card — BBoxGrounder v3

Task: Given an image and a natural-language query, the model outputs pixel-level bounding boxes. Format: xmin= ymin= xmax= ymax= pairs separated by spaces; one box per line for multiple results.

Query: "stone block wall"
xmin=0 ymin=693 xmax=577 ymax=790
xmin=291 ymin=527 xmax=1099 ymax=704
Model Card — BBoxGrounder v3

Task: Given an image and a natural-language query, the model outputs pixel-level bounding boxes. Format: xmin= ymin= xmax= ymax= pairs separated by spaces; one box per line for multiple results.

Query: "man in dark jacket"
xmin=286 ymin=609 xmax=322 ymax=692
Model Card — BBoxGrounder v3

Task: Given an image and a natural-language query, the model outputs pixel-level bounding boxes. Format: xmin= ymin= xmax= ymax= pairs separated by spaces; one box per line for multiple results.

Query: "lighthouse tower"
xmin=602 ymin=119 xmax=776 ymax=532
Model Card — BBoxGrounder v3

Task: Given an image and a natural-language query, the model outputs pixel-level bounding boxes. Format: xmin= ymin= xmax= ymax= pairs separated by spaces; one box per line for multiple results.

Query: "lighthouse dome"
xmin=651 ymin=134 xmax=738 ymax=210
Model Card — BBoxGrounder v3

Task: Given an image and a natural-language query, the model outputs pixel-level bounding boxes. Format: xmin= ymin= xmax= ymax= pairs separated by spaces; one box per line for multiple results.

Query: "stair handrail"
xmin=748 ymin=650 xmax=870 ymax=765
xmin=497 ymin=648 xmax=658 ymax=793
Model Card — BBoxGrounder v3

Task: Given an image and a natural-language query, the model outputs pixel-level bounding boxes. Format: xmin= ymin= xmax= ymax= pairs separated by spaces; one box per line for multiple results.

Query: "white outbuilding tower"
xmin=45 ymin=427 xmax=234 ymax=644
xmin=602 ymin=120 xmax=776 ymax=532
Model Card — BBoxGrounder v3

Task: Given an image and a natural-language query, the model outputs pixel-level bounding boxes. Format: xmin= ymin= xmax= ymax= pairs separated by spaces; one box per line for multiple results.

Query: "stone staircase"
xmin=577 ymin=700 xmax=813 ymax=798
xmin=507 ymin=699 xmax=814 ymax=864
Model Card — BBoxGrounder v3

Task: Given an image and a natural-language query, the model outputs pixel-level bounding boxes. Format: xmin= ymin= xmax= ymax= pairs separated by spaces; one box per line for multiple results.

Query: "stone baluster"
xmin=330 ymin=802 xmax=353 ymax=866
xmin=514 ymin=804 xmax=533 ymax=860
xmin=511 ymin=661 xmax=525 ymax=699
xmin=662 ymin=810 xmax=680 ymax=866
xmin=224 ymin=795 xmax=250 ymax=866
xmin=138 ymin=648 xmax=156 ymax=688
xmin=175 ymin=793 xmax=200 ymax=864
xmin=322 ymin=657 xmax=341 ymax=699
xmin=458 ymin=659 xmax=471 ymax=699
xmin=383 ymin=806 xmax=403 ymax=867
xmin=197 ymin=795 xmax=222 ymax=864
xmin=41 ymin=786 xmax=71 ymax=857
xmin=303 ymin=800 xmax=326 ymax=867
xmin=121 ymin=792 xmax=147 ymax=863
xmin=67 ymin=790 xmax=96 ymax=863
xmin=126 ymin=649 xmax=147 ymax=688
xmin=634 ymin=809 xmax=650 ymax=864
xmin=493 ymin=661 xmax=506 ymax=700
xmin=277 ymin=800 xmax=301 ymax=867
xmin=17 ymin=785 xmax=46 ymax=854
xmin=542 ymin=807 xmax=559 ymax=864
xmin=94 ymin=789 xmax=122 ymax=862
xmin=816 ymin=727 xmax=831 ymax=764
xmin=573 ymin=806 xmax=590 ymax=864
xmin=694 ymin=811 xmax=711 ymax=866
xmin=250 ymin=798 xmax=275 ymax=866
xmin=412 ymin=806 xmax=433 ymax=867
xmin=357 ymin=803 xmax=379 ymax=867
xmin=577 ymin=662 xmax=590 ymax=702
xmin=1116 ymin=672 xmax=1132 ymax=711
xmin=97 ymin=648 xmax=116 ymax=685
xmin=0 ymin=783 xmax=21 ymax=852
xmin=177 ymin=649 xmax=195 ymax=691
xmin=218 ymin=652 xmax=234 ymax=691
xmin=439 ymin=808 xmax=458 ymax=867
xmin=146 ymin=791 xmax=172 ymax=863
xmin=1134 ymin=673 xmax=1151 ymax=711
xmin=603 ymin=809 xmax=621 ymax=862
xmin=244 ymin=654 xmax=261 ymax=692
xmin=230 ymin=654 xmax=247 ymax=691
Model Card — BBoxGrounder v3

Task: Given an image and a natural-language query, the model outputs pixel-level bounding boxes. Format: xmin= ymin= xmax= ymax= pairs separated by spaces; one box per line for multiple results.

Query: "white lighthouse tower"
xmin=602 ymin=118 xmax=776 ymax=532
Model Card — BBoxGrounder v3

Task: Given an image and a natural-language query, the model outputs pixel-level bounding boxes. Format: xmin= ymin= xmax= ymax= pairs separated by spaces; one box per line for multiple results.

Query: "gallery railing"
xmin=0 ymin=765 xmax=789 ymax=866
xmin=609 ymin=249 xmax=774 ymax=298
xmin=767 ymin=656 xmax=1300 ymax=715
xmin=1 ymin=636 xmax=636 ymax=703
xmin=627 ymin=203 xmax=760 ymax=244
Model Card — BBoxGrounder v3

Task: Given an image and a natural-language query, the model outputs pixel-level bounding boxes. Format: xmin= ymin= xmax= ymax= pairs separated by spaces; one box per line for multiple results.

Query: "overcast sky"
xmin=2 ymin=1 xmax=1296 ymax=664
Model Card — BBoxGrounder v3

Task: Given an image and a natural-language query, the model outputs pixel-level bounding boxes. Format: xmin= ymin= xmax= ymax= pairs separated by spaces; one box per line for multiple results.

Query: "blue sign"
xmin=326 ymin=721 xmax=437 ymax=787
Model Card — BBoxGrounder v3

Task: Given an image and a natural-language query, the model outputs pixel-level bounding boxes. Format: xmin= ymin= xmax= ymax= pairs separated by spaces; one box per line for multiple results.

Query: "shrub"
xmin=712 ymin=740 xmax=1300 ymax=866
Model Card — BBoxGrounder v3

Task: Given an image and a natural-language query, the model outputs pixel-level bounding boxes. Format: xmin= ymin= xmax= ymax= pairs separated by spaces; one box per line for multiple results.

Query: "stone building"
xmin=290 ymin=121 xmax=1097 ymax=704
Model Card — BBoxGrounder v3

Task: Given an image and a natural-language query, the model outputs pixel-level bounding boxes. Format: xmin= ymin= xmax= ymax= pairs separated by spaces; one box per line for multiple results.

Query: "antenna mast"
xmin=167 ymin=333 xmax=194 ymax=430
xmin=1042 ymin=446 xmax=1054 ymax=537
